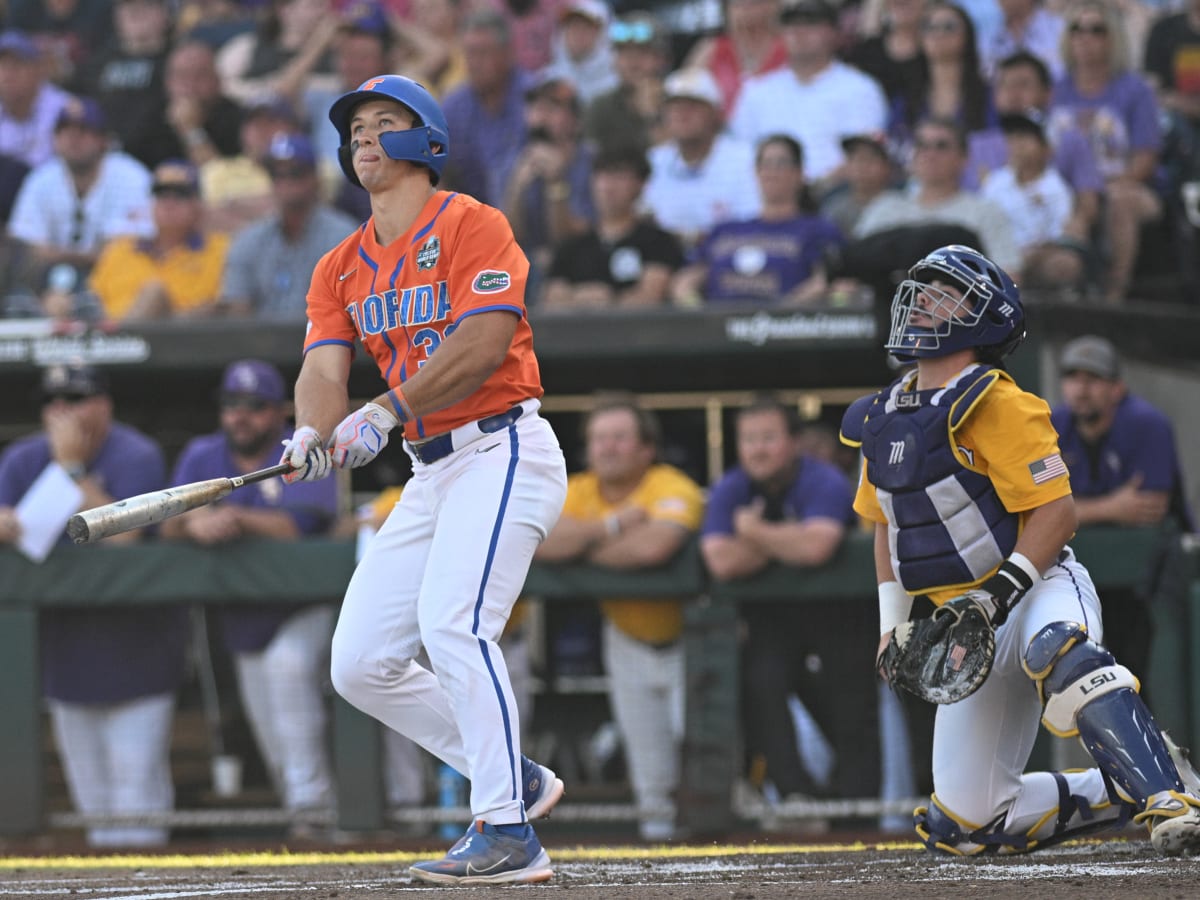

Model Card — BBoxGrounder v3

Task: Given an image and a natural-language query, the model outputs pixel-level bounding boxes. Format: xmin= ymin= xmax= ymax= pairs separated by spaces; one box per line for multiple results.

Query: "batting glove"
xmin=280 ymin=426 xmax=332 ymax=483
xmin=330 ymin=403 xmax=399 ymax=468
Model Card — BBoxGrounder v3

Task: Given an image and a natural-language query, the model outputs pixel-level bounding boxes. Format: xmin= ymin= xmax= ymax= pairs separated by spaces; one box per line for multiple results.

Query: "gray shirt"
xmin=221 ymin=205 xmax=360 ymax=318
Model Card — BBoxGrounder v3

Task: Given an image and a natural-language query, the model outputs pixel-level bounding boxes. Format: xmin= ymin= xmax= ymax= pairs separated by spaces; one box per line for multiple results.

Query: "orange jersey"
xmin=304 ymin=190 xmax=542 ymax=440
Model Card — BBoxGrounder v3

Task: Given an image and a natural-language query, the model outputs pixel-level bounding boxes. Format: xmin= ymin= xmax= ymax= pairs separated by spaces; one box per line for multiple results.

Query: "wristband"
xmin=604 ymin=514 xmax=621 ymax=537
xmin=62 ymin=462 xmax=87 ymax=482
xmin=978 ymin=552 xmax=1040 ymax=625
xmin=385 ymin=387 xmax=414 ymax=424
xmin=878 ymin=581 xmax=913 ymax=635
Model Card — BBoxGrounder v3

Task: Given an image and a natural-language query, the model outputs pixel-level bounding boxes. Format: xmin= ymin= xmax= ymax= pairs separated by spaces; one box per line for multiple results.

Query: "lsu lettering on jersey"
xmin=304 ymin=191 xmax=542 ymax=440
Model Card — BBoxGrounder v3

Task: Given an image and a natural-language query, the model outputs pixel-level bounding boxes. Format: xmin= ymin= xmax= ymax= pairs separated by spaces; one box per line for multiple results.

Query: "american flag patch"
xmin=1029 ymin=453 xmax=1068 ymax=484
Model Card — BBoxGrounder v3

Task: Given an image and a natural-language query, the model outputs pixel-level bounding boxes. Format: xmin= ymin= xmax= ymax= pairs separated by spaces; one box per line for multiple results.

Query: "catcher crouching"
xmin=840 ymin=244 xmax=1200 ymax=856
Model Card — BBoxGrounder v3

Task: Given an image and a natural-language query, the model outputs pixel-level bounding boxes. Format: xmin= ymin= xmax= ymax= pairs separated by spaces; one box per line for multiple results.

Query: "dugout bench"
xmin=0 ymin=525 xmax=1188 ymax=837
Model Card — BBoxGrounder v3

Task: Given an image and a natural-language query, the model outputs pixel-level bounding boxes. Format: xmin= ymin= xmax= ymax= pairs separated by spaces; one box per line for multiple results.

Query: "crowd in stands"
xmin=3 ymin=0 xmax=1200 ymax=320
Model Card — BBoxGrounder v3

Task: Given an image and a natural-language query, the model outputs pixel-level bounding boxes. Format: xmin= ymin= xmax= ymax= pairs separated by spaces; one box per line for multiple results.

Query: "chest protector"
xmin=844 ymin=364 xmax=1019 ymax=595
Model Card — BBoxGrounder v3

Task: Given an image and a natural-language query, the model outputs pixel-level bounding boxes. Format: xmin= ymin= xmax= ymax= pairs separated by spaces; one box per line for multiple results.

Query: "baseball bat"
xmin=67 ymin=462 xmax=294 ymax=544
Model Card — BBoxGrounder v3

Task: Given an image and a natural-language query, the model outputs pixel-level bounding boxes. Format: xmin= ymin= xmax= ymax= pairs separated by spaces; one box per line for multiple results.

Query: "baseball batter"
xmin=840 ymin=245 xmax=1200 ymax=855
xmin=279 ymin=75 xmax=568 ymax=885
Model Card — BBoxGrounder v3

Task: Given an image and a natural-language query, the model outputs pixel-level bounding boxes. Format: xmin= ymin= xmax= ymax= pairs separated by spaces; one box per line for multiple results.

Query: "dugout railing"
xmin=0 ymin=525 xmax=1191 ymax=838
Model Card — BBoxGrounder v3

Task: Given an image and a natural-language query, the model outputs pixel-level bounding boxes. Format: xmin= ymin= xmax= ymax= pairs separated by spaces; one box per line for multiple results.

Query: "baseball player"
xmin=839 ymin=244 xmax=1200 ymax=855
xmin=279 ymin=75 xmax=568 ymax=885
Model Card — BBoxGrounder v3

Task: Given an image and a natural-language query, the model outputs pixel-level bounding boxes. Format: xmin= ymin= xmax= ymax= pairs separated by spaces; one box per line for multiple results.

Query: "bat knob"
xmin=67 ymin=514 xmax=90 ymax=544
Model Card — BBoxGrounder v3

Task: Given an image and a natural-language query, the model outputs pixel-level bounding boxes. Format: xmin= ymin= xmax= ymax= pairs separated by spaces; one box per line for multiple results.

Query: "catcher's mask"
xmin=886 ymin=244 xmax=1025 ymax=362
xmin=328 ymin=74 xmax=450 ymax=187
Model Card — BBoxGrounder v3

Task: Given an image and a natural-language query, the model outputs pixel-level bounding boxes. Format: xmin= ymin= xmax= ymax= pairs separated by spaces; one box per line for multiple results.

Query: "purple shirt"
xmin=965 ymin=123 xmax=1105 ymax=194
xmin=0 ymin=422 xmax=188 ymax=704
xmin=1049 ymin=72 xmax=1163 ymax=179
xmin=701 ymin=456 xmax=856 ymax=539
xmin=441 ymin=70 xmax=532 ymax=206
xmin=1051 ymin=394 xmax=1193 ymax=530
xmin=170 ymin=429 xmax=339 ymax=654
xmin=693 ymin=215 xmax=844 ymax=304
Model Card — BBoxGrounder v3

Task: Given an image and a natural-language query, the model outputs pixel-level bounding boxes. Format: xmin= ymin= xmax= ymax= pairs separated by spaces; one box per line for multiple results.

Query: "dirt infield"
xmin=0 ymin=834 xmax=1197 ymax=899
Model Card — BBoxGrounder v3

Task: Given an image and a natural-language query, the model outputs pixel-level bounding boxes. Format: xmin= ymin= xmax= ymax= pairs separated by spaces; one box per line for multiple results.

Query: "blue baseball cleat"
xmin=409 ymin=820 xmax=553 ymax=885
xmin=522 ymin=755 xmax=565 ymax=820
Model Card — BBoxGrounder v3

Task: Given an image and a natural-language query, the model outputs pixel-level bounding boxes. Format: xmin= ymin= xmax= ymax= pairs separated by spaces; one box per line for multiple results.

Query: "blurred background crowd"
xmin=2 ymin=0 xmax=1200 ymax=320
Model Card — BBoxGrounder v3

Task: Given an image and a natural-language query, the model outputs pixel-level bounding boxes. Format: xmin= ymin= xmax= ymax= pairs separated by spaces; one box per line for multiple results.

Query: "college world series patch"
xmin=416 ymin=235 xmax=440 ymax=270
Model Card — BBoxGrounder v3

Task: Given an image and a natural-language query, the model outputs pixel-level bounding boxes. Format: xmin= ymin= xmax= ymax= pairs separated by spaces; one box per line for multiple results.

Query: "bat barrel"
xmin=67 ymin=479 xmax=235 ymax=544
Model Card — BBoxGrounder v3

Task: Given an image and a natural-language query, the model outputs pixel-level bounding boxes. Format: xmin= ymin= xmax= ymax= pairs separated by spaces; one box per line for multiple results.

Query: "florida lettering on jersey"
xmin=304 ymin=191 xmax=543 ymax=440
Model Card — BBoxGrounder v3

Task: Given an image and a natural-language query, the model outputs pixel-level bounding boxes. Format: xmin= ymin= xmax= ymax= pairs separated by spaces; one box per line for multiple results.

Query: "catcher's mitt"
xmin=879 ymin=592 xmax=997 ymax=704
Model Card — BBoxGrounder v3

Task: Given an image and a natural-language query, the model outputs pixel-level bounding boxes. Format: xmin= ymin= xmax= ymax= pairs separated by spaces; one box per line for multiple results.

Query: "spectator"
xmin=162 ymin=359 xmax=340 ymax=830
xmin=0 ymin=149 xmax=31 ymax=226
xmin=391 ymin=0 xmax=469 ymax=99
xmin=643 ymin=67 xmax=760 ymax=249
xmin=8 ymin=0 xmax=114 ymax=88
xmin=547 ymin=0 xmax=618 ymax=106
xmin=175 ymin=0 xmax=258 ymax=50
xmin=846 ymin=0 xmax=926 ymax=106
xmin=1050 ymin=335 xmax=1194 ymax=690
xmin=887 ymin=2 xmax=995 ymax=156
xmin=502 ymin=72 xmax=594 ymax=289
xmin=0 ymin=363 xmax=186 ymax=847
xmin=86 ymin=159 xmax=231 ymax=321
xmin=201 ymin=97 xmax=305 ymax=234
xmin=162 ymin=40 xmax=246 ymax=169
xmin=541 ymin=146 xmax=684 ymax=309
xmin=853 ymin=116 xmax=1021 ymax=273
xmin=0 ymin=30 xmax=76 ymax=168
xmin=730 ymin=0 xmax=887 ymax=187
xmin=980 ymin=109 xmax=1085 ymax=289
xmin=965 ymin=51 xmax=1104 ymax=212
xmin=699 ymin=394 xmax=875 ymax=813
xmin=218 ymin=132 xmax=358 ymax=317
xmin=535 ymin=394 xmax=706 ymax=841
xmin=302 ymin=5 xmax=394 ymax=220
xmin=73 ymin=0 xmax=174 ymax=171
xmin=1050 ymin=0 xmax=1163 ymax=304
xmin=979 ymin=0 xmax=1066 ymax=79
xmin=8 ymin=97 xmax=154 ymax=279
xmin=684 ymin=0 xmax=789 ymax=117
xmin=479 ymin=0 xmax=569 ymax=74
xmin=670 ymin=134 xmax=844 ymax=307
xmin=583 ymin=11 xmax=671 ymax=156
xmin=439 ymin=10 xmax=532 ymax=206
xmin=215 ymin=0 xmax=341 ymax=107
xmin=819 ymin=131 xmax=898 ymax=236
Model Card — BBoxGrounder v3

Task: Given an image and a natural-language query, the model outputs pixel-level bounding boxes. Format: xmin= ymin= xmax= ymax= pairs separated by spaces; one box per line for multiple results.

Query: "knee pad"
xmin=1023 ymin=622 xmax=1138 ymax=737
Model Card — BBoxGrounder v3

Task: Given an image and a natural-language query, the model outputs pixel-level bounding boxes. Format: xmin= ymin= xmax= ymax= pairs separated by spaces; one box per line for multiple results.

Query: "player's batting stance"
xmin=280 ymin=75 xmax=568 ymax=885
xmin=840 ymin=245 xmax=1200 ymax=856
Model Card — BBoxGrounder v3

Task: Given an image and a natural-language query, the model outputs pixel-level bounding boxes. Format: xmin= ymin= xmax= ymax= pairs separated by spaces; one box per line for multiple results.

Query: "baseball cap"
xmin=340 ymin=0 xmax=390 ymax=37
xmin=151 ymin=158 xmax=201 ymax=196
xmin=999 ymin=107 xmax=1048 ymax=143
xmin=609 ymin=12 xmax=664 ymax=47
xmin=841 ymin=131 xmax=892 ymax=161
xmin=663 ymin=67 xmax=723 ymax=108
xmin=0 ymin=30 xmax=39 ymax=61
xmin=780 ymin=0 xmax=839 ymax=26
xmin=524 ymin=68 xmax=579 ymax=109
xmin=245 ymin=96 xmax=302 ymax=127
xmin=265 ymin=132 xmax=316 ymax=173
xmin=1059 ymin=336 xmax=1120 ymax=380
xmin=40 ymin=363 xmax=109 ymax=402
xmin=560 ymin=0 xmax=609 ymax=26
xmin=220 ymin=359 xmax=286 ymax=404
xmin=55 ymin=97 xmax=107 ymax=133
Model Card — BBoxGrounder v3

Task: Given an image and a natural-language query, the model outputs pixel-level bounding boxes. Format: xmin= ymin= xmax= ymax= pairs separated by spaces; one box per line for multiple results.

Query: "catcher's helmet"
xmin=328 ymin=75 xmax=450 ymax=186
xmin=885 ymin=244 xmax=1025 ymax=361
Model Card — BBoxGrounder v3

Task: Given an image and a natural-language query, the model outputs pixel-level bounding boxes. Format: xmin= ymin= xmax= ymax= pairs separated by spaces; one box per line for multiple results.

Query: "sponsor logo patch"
xmin=472 ymin=269 xmax=511 ymax=294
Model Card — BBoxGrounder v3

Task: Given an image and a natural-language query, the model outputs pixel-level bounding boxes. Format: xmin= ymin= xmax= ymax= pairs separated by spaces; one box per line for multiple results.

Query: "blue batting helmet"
xmin=328 ymin=75 xmax=450 ymax=186
xmin=885 ymin=244 xmax=1025 ymax=361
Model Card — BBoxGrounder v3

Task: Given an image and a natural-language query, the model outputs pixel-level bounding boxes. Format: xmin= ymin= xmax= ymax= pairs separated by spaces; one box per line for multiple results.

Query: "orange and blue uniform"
xmin=305 ymin=190 xmax=540 ymax=439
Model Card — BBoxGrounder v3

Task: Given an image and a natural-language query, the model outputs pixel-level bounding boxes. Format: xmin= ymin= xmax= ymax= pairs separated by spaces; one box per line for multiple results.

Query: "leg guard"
xmin=914 ymin=774 xmax=1131 ymax=856
xmin=1025 ymin=622 xmax=1186 ymax=808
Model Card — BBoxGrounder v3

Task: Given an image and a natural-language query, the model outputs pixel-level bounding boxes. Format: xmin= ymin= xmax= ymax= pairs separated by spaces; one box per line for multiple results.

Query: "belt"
xmin=408 ymin=404 xmax=526 ymax=465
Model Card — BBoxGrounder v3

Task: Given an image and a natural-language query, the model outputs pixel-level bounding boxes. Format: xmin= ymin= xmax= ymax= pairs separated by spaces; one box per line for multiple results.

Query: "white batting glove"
xmin=330 ymin=403 xmax=399 ymax=468
xmin=280 ymin=426 xmax=332 ymax=483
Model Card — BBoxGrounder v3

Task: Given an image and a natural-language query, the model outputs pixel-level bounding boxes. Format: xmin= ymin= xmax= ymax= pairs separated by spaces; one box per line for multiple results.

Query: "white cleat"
xmin=1140 ymin=791 xmax=1200 ymax=856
